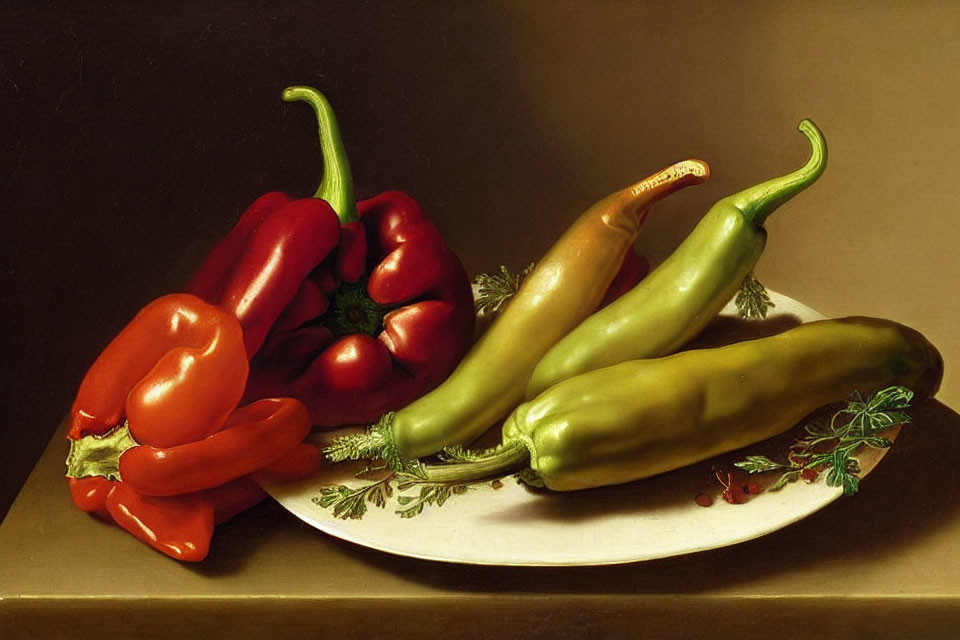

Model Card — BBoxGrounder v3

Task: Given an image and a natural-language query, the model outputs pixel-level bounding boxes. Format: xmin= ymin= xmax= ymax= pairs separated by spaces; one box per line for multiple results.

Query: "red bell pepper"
xmin=68 ymin=475 xmax=271 ymax=561
xmin=69 ymin=293 xmax=250 ymax=447
xmin=66 ymin=293 xmax=317 ymax=561
xmin=118 ymin=397 xmax=311 ymax=496
xmin=187 ymin=86 xmax=477 ymax=426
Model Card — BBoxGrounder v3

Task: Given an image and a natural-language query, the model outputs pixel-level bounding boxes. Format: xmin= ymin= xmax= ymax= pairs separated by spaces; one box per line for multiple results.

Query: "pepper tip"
xmin=797 ymin=118 xmax=821 ymax=141
xmin=280 ymin=86 xmax=302 ymax=103
xmin=687 ymin=158 xmax=711 ymax=184
xmin=281 ymin=85 xmax=320 ymax=104
xmin=796 ymin=118 xmax=827 ymax=174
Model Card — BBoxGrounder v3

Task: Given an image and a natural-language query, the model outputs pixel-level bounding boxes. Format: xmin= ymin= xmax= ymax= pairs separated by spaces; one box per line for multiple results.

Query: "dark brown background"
xmin=2 ymin=1 xmax=958 ymax=524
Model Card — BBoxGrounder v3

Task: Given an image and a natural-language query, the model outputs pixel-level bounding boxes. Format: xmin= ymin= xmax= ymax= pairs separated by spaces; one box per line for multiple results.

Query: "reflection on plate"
xmin=260 ymin=292 xmax=898 ymax=566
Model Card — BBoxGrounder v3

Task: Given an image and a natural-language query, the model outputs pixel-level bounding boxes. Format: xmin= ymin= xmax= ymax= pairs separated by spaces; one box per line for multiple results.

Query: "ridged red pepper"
xmin=118 ymin=397 xmax=311 ymax=496
xmin=66 ymin=293 xmax=317 ymax=561
xmin=69 ymin=294 xmax=249 ymax=446
xmin=187 ymin=86 xmax=477 ymax=426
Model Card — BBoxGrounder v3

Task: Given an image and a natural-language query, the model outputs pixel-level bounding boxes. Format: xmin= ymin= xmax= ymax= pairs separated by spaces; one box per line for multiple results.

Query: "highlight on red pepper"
xmin=186 ymin=86 xmax=476 ymax=427
xmin=65 ymin=293 xmax=318 ymax=562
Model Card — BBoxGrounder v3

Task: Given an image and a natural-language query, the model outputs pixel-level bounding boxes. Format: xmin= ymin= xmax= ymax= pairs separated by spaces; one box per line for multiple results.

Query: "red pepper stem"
xmin=282 ymin=86 xmax=359 ymax=224
xmin=730 ymin=119 xmax=827 ymax=228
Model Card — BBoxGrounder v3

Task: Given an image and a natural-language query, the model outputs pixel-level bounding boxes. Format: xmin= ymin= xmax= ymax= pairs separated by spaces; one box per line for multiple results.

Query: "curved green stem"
xmin=282 ymin=86 xmax=359 ymax=224
xmin=731 ymin=118 xmax=828 ymax=227
xmin=417 ymin=441 xmax=531 ymax=484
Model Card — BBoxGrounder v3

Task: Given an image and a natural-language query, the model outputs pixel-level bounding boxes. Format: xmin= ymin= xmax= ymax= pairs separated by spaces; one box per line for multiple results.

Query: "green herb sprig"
xmin=394 ymin=476 xmax=469 ymax=518
xmin=323 ymin=413 xmax=412 ymax=472
xmin=315 ymin=446 xmax=539 ymax=520
xmin=473 ymin=263 xmax=535 ymax=316
xmin=314 ymin=466 xmax=498 ymax=520
xmin=735 ymin=271 xmax=775 ymax=320
xmin=735 ymin=386 xmax=913 ymax=496
xmin=313 ymin=475 xmax=394 ymax=520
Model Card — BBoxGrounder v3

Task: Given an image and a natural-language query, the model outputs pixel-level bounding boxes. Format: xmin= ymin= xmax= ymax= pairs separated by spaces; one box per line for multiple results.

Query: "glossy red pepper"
xmin=119 ymin=398 xmax=311 ymax=496
xmin=66 ymin=293 xmax=317 ymax=561
xmin=187 ymin=86 xmax=476 ymax=426
xmin=105 ymin=484 xmax=215 ymax=562
xmin=70 ymin=476 xmax=271 ymax=561
xmin=69 ymin=293 xmax=249 ymax=447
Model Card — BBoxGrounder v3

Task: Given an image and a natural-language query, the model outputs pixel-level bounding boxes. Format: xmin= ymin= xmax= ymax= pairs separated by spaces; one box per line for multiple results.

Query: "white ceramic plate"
xmin=260 ymin=291 xmax=898 ymax=566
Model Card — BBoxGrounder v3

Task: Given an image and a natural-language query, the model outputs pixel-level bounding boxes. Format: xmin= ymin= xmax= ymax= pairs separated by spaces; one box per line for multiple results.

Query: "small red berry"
xmin=716 ymin=470 xmax=746 ymax=504
xmin=695 ymin=493 xmax=714 ymax=507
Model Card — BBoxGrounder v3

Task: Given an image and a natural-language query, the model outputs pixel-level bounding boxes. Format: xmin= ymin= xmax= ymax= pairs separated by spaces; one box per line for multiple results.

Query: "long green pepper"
xmin=418 ymin=317 xmax=943 ymax=491
xmin=526 ymin=119 xmax=827 ymax=400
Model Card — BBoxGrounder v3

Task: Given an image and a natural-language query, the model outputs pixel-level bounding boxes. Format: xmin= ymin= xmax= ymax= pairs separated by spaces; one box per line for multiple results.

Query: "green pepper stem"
xmin=282 ymin=86 xmax=359 ymax=224
xmin=417 ymin=441 xmax=531 ymax=484
xmin=65 ymin=422 xmax=139 ymax=481
xmin=731 ymin=119 xmax=828 ymax=227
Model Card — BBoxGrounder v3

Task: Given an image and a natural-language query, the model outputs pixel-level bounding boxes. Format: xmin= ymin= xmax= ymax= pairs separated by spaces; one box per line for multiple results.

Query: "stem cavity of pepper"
xmin=328 ymin=281 xmax=386 ymax=338
xmin=65 ymin=422 xmax=139 ymax=481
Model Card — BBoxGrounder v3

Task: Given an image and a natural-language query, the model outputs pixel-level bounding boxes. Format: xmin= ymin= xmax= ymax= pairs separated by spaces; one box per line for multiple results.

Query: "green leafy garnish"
xmin=315 ymin=455 xmax=510 ymax=520
xmin=735 ymin=385 xmax=914 ymax=496
xmin=735 ymin=455 xmax=787 ymax=474
xmin=394 ymin=480 xmax=469 ymax=518
xmin=313 ymin=475 xmax=394 ymax=520
xmin=323 ymin=413 xmax=412 ymax=472
xmin=473 ymin=263 xmax=535 ymax=316
xmin=735 ymin=271 xmax=774 ymax=320
xmin=313 ymin=472 xmax=472 ymax=520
